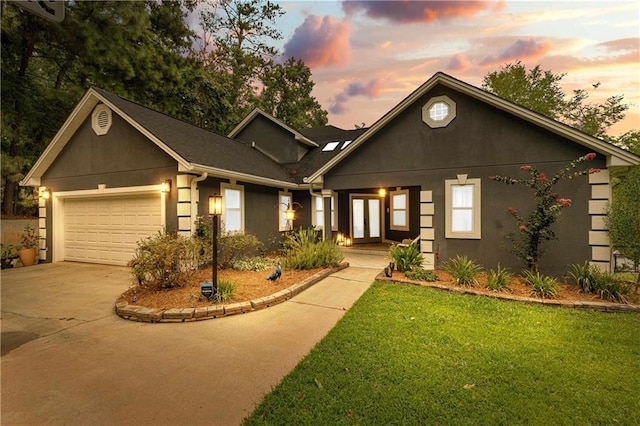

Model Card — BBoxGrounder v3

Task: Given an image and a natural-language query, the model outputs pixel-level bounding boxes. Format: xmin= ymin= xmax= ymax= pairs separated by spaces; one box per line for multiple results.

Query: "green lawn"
xmin=245 ymin=282 xmax=640 ymax=425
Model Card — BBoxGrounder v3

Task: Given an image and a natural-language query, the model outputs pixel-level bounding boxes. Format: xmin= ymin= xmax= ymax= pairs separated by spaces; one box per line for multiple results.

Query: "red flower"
xmin=584 ymin=153 xmax=596 ymax=161
xmin=557 ymin=198 xmax=572 ymax=207
xmin=552 ymin=192 xmax=558 ymax=199
xmin=589 ymin=168 xmax=601 ymax=174
xmin=520 ymin=165 xmax=532 ymax=171
xmin=538 ymin=173 xmax=548 ymax=182
xmin=519 ymin=225 xmax=527 ymax=232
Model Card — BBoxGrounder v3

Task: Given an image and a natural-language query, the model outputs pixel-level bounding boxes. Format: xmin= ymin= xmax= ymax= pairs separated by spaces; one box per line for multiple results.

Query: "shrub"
xmin=566 ymin=262 xmax=633 ymax=303
xmin=282 ymin=227 xmax=342 ymax=270
xmin=215 ymin=279 xmax=236 ymax=303
xmin=228 ymin=256 xmax=274 ymax=272
xmin=523 ymin=270 xmax=558 ymax=298
xmin=193 ymin=216 xmax=263 ymax=269
xmin=389 ymin=242 xmax=424 ymax=273
xmin=405 ymin=268 xmax=438 ymax=282
xmin=442 ymin=255 xmax=483 ymax=286
xmin=129 ymin=232 xmax=199 ymax=290
xmin=567 ymin=261 xmax=598 ymax=293
xmin=486 ymin=264 xmax=512 ymax=292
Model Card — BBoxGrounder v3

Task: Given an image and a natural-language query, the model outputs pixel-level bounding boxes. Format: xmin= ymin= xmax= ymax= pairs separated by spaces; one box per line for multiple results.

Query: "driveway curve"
xmin=1 ymin=255 xmax=381 ymax=425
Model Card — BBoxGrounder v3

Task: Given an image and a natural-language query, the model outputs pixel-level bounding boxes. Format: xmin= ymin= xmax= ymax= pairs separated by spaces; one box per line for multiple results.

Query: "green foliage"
xmin=389 ymin=242 xmax=424 ymax=273
xmin=490 ymin=153 xmax=599 ymax=273
xmin=482 ymin=62 xmax=631 ymax=139
xmin=128 ymin=231 xmax=199 ymax=290
xmin=19 ymin=224 xmax=39 ymax=249
xmin=404 ymin=268 xmax=438 ymax=282
xmin=228 ymin=256 xmax=274 ymax=272
xmin=282 ymin=227 xmax=343 ymax=270
xmin=486 ymin=264 xmax=512 ymax=292
xmin=567 ymin=262 xmax=633 ymax=303
xmin=442 ymin=255 xmax=483 ymax=286
xmin=606 ymin=165 xmax=640 ymax=284
xmin=523 ymin=270 xmax=558 ymax=298
xmin=193 ymin=216 xmax=263 ymax=269
xmin=215 ymin=279 xmax=236 ymax=303
xmin=567 ymin=261 xmax=598 ymax=293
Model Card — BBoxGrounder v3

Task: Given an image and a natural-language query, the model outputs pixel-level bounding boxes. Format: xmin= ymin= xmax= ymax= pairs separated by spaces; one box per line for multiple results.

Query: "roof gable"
xmin=304 ymin=72 xmax=639 ymax=183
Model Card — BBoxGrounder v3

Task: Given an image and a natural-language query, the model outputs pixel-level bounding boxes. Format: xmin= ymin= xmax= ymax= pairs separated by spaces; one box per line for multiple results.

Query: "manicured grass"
xmin=245 ymin=282 xmax=640 ymax=425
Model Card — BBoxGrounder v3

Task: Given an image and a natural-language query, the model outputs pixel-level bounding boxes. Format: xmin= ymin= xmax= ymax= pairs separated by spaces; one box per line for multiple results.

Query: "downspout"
xmin=190 ymin=172 xmax=208 ymax=234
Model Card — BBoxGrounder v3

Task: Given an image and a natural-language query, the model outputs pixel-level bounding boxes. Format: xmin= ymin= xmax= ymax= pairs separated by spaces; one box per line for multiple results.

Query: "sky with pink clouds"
xmin=199 ymin=1 xmax=640 ymax=135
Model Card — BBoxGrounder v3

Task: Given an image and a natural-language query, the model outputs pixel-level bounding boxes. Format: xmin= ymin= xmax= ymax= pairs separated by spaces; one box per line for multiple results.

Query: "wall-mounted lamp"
xmin=285 ymin=203 xmax=295 ymax=222
xmin=161 ymin=179 xmax=172 ymax=193
xmin=39 ymin=189 xmax=50 ymax=200
xmin=378 ymin=188 xmax=386 ymax=198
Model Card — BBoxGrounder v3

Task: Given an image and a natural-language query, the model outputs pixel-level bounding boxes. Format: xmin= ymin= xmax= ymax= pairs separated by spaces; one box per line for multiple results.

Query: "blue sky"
xmin=200 ymin=1 xmax=640 ymax=134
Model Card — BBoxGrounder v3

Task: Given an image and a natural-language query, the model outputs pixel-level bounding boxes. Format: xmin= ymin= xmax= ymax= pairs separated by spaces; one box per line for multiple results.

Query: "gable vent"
xmin=92 ymin=104 xmax=112 ymax=136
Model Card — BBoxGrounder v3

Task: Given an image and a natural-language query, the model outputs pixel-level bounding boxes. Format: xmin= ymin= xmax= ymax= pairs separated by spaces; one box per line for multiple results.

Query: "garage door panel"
xmin=63 ymin=195 xmax=162 ymax=266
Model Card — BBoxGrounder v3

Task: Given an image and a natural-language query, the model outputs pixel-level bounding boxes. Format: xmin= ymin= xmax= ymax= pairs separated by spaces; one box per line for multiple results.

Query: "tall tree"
xmin=482 ymin=61 xmax=635 ymax=141
xmin=199 ymin=0 xmax=284 ymax=132
xmin=259 ymin=57 xmax=328 ymax=129
xmin=0 ymin=1 xmax=198 ymax=215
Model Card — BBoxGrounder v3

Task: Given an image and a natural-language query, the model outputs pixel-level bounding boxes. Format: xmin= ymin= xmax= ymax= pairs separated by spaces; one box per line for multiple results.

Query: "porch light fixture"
xmin=344 ymin=237 xmax=352 ymax=247
xmin=285 ymin=203 xmax=295 ymax=222
xmin=161 ymin=180 xmax=172 ymax=193
xmin=378 ymin=188 xmax=386 ymax=198
xmin=39 ymin=189 xmax=50 ymax=200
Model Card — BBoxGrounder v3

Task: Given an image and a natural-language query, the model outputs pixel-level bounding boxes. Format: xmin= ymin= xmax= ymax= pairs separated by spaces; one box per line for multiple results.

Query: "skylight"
xmin=341 ymin=140 xmax=352 ymax=150
xmin=322 ymin=141 xmax=340 ymax=152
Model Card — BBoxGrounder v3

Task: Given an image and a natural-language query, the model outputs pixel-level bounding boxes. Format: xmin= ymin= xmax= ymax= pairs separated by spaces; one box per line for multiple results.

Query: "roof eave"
xmin=228 ymin=107 xmax=319 ymax=147
xmin=186 ymin=163 xmax=301 ymax=190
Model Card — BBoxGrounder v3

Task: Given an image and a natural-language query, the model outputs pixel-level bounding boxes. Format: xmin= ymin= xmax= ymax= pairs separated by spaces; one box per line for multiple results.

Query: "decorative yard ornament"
xmin=266 ymin=258 xmax=282 ymax=281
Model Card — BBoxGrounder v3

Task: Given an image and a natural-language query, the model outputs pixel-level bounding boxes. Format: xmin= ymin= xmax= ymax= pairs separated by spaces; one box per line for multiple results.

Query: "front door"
xmin=351 ymin=195 xmax=381 ymax=244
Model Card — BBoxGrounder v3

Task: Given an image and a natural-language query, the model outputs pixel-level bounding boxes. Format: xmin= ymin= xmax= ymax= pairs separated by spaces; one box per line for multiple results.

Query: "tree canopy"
xmin=482 ymin=61 xmax=638 ymax=150
xmin=0 ymin=0 xmax=328 ymax=215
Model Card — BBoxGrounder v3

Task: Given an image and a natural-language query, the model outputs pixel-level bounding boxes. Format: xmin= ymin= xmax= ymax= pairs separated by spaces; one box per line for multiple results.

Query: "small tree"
xmin=606 ymin=166 xmax=640 ymax=284
xmin=490 ymin=153 xmax=599 ymax=273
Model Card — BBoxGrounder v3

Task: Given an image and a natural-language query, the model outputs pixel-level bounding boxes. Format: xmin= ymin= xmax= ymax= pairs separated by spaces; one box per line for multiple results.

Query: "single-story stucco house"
xmin=21 ymin=72 xmax=639 ymax=276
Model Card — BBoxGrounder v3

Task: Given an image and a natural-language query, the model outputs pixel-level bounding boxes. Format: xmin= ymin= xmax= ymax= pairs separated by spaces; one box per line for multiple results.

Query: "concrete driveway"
xmin=1 ymin=255 xmax=382 ymax=425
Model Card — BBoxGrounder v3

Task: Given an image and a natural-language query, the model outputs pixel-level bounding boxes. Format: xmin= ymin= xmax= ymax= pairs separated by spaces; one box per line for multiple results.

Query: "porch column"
xmin=420 ymin=190 xmax=435 ymax=270
xmin=322 ymin=189 xmax=333 ymax=241
xmin=588 ymin=169 xmax=612 ymax=272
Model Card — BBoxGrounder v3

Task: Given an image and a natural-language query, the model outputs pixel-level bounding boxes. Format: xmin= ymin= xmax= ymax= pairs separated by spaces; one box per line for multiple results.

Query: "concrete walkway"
xmin=1 ymin=253 xmax=386 ymax=425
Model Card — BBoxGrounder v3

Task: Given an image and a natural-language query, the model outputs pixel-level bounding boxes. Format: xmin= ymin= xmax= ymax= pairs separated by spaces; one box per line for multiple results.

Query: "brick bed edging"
xmin=376 ymin=273 xmax=640 ymax=313
xmin=115 ymin=262 xmax=350 ymax=323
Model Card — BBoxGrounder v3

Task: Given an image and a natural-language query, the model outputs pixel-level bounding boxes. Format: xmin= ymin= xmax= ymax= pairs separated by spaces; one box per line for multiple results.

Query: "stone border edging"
xmin=115 ymin=262 xmax=349 ymax=323
xmin=376 ymin=273 xmax=640 ymax=313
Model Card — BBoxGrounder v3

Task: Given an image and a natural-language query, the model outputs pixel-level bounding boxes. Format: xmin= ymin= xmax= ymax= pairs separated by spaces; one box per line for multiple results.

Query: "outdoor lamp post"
xmin=209 ymin=195 xmax=223 ymax=295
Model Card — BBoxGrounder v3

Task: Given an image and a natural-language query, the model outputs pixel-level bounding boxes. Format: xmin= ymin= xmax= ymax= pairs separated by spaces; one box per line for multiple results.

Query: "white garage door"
xmin=63 ymin=195 xmax=163 ymax=266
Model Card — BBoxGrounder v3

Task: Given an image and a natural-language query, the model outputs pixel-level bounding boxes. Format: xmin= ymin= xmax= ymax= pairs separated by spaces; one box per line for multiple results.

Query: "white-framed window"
xmin=422 ymin=95 xmax=456 ymax=128
xmin=279 ymin=191 xmax=292 ymax=231
xmin=221 ymin=182 xmax=244 ymax=232
xmin=312 ymin=194 xmax=337 ymax=231
xmin=390 ymin=189 xmax=409 ymax=231
xmin=445 ymin=175 xmax=481 ymax=239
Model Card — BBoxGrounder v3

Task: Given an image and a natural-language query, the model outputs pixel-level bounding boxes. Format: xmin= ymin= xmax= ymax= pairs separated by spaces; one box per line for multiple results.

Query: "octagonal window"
xmin=422 ymin=95 xmax=456 ymax=128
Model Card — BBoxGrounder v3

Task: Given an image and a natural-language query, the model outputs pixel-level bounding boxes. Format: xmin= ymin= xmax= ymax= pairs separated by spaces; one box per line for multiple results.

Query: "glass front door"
xmin=351 ymin=196 xmax=381 ymax=244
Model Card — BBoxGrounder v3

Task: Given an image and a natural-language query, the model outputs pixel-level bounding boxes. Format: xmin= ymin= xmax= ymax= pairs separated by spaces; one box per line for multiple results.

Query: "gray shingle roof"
xmin=94 ymin=88 xmax=296 ymax=184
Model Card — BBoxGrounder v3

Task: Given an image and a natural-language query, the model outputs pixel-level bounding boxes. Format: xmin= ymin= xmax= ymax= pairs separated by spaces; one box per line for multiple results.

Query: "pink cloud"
xmin=283 ymin=15 xmax=351 ymax=67
xmin=479 ymin=38 xmax=550 ymax=66
xmin=342 ymin=0 xmax=504 ymax=23
xmin=330 ymin=78 xmax=384 ymax=114
xmin=447 ymin=54 xmax=471 ymax=72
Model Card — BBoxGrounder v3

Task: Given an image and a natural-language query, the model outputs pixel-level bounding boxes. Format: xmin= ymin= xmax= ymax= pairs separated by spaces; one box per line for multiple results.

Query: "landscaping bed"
xmin=379 ymin=269 xmax=640 ymax=310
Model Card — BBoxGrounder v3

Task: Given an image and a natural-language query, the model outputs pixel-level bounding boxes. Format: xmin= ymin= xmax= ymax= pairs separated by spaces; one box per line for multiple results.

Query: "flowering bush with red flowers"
xmin=490 ymin=153 xmax=600 ymax=273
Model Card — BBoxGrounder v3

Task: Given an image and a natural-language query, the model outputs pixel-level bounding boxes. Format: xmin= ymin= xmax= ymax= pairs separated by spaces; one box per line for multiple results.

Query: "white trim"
xmin=422 ymin=95 xmax=456 ymax=128
xmin=51 ymin=184 xmax=165 ymax=263
xmin=390 ymin=189 xmax=410 ymax=231
xmin=445 ymin=177 xmax=481 ymax=239
xmin=182 ymin=163 xmax=300 ymax=190
xmin=311 ymin=193 xmax=337 ymax=231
